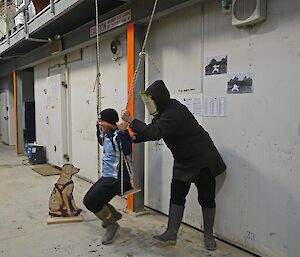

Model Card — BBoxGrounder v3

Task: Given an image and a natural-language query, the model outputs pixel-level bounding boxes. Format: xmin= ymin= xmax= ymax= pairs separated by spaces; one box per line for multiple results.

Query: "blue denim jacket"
xmin=97 ymin=128 xmax=132 ymax=179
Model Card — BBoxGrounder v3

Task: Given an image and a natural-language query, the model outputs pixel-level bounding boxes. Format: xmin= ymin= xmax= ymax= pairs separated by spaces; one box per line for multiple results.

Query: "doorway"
xmin=0 ymin=90 xmax=9 ymax=144
xmin=22 ymin=69 xmax=36 ymax=145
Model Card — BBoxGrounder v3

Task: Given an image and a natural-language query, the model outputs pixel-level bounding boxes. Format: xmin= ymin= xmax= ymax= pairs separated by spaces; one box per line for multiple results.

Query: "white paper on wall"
xmin=173 ymin=93 xmax=203 ymax=122
xmin=204 ymin=96 xmax=226 ymax=117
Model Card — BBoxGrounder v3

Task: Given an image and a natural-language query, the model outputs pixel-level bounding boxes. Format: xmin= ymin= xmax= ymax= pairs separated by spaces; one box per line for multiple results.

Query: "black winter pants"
xmin=170 ymin=168 xmax=216 ymax=208
xmin=83 ymin=177 xmax=120 ymax=213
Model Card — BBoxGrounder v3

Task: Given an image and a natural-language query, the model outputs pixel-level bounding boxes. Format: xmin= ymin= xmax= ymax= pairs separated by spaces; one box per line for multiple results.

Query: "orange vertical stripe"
xmin=127 ymin=23 xmax=134 ymax=211
xmin=13 ymin=70 xmax=18 ymax=154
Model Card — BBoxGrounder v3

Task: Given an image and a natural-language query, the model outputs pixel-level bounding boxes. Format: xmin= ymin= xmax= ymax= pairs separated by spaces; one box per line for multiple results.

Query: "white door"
xmin=47 ymin=74 xmax=68 ymax=167
xmin=0 ymin=91 xmax=9 ymax=144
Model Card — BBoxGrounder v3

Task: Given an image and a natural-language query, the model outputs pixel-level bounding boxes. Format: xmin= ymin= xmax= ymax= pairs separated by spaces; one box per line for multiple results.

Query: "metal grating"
xmin=233 ymin=0 xmax=257 ymax=21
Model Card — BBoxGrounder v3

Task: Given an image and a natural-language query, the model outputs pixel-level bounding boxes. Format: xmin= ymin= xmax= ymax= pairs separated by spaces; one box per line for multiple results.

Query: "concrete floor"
xmin=0 ymin=143 xmax=256 ymax=257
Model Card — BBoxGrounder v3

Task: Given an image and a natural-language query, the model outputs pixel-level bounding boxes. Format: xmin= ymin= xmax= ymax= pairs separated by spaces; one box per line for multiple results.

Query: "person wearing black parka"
xmin=121 ymin=80 xmax=226 ymax=251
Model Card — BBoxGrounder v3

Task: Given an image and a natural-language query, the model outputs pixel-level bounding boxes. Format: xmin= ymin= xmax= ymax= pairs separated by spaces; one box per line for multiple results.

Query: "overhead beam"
xmin=0 ymin=61 xmax=17 ymax=78
xmin=0 ymin=0 xmax=206 ymax=76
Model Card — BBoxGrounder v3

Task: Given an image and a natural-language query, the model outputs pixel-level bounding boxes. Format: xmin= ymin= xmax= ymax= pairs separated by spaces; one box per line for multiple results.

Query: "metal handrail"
xmin=1 ymin=0 xmax=56 ymax=45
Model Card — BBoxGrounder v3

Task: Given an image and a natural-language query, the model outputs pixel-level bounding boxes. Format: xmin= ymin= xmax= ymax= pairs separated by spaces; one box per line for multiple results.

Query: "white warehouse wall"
xmin=67 ymin=46 xmax=99 ymax=182
xmin=34 ymin=31 xmax=128 ymax=182
xmin=35 ymin=52 xmax=99 ymax=180
xmin=204 ymin=1 xmax=300 ymax=257
xmin=32 ymin=1 xmax=300 ymax=256
xmin=68 ymin=34 xmax=127 ymax=182
xmin=144 ymin=2 xmax=205 ymax=230
xmin=145 ymin=1 xmax=300 ymax=257
xmin=34 ymin=62 xmax=51 ymax=151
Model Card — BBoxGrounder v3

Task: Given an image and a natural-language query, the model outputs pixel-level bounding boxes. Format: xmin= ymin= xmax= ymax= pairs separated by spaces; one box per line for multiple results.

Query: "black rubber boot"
xmin=95 ymin=205 xmax=120 ymax=245
xmin=153 ymin=204 xmax=184 ymax=245
xmin=101 ymin=204 xmax=122 ymax=228
xmin=202 ymin=207 xmax=216 ymax=251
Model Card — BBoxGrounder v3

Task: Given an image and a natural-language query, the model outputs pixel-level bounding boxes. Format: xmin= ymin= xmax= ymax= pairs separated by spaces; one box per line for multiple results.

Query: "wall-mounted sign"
xmin=90 ymin=9 xmax=131 ymax=38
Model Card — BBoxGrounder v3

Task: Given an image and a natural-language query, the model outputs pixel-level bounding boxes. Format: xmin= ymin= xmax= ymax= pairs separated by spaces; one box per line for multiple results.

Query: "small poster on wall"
xmin=227 ymin=72 xmax=253 ymax=94
xmin=205 ymin=54 xmax=228 ymax=76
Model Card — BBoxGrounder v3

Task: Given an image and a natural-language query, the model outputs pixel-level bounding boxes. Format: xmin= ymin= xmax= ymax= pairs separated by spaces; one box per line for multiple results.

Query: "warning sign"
xmin=90 ymin=9 xmax=131 ymax=38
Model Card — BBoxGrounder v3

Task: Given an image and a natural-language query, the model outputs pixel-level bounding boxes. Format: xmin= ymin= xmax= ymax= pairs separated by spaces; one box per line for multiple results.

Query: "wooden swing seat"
xmin=121 ymin=187 xmax=141 ymax=197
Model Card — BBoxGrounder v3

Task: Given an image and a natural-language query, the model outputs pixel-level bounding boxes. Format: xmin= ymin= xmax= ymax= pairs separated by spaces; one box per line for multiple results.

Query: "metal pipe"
xmin=13 ymin=70 xmax=18 ymax=154
xmin=18 ymin=0 xmax=50 ymax=43
xmin=14 ymin=0 xmax=32 ymax=17
xmin=4 ymin=0 xmax=10 ymax=44
xmin=50 ymin=0 xmax=55 ymax=14
xmin=24 ymin=10 xmax=29 ymax=35
xmin=0 ymin=56 xmax=19 ymax=60
xmin=26 ymin=37 xmax=51 ymax=43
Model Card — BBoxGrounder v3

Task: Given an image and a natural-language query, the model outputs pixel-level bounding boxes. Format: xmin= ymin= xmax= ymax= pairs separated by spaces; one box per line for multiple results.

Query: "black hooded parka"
xmin=130 ymin=80 xmax=226 ymax=182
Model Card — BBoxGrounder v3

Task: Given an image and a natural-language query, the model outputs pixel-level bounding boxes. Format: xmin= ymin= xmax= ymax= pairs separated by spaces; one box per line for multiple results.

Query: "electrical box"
xmin=27 ymin=144 xmax=46 ymax=165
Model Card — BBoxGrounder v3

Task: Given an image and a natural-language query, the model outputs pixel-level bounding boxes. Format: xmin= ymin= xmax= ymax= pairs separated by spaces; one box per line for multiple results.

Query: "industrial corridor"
xmin=0 ymin=143 xmax=254 ymax=257
xmin=1 ymin=1 xmax=300 ymax=256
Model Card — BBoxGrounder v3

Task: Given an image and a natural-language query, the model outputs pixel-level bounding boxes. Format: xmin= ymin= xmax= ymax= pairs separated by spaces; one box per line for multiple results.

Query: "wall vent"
xmin=232 ymin=0 xmax=267 ymax=26
xmin=110 ymin=40 xmax=123 ymax=61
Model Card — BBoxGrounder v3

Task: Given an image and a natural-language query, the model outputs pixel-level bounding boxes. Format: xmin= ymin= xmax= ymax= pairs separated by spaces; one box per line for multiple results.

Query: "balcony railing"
xmin=0 ymin=0 xmax=53 ymax=43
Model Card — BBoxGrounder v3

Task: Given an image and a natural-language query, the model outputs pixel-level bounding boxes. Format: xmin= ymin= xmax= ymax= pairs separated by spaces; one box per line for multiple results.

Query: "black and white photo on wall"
xmin=205 ymin=54 xmax=227 ymax=76
xmin=227 ymin=72 xmax=253 ymax=94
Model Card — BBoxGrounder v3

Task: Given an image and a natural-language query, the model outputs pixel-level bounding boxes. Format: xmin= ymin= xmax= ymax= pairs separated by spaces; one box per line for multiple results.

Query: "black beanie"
xmin=98 ymin=109 xmax=119 ymax=125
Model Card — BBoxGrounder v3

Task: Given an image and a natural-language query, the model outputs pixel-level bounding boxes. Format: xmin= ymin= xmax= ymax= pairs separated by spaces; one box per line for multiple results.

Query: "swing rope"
xmin=94 ymin=0 xmax=101 ymax=108
xmin=120 ymin=0 xmax=159 ymax=196
xmin=126 ymin=0 xmax=159 ymax=109
xmin=94 ymin=0 xmax=101 ymax=177
xmin=94 ymin=0 xmax=159 ymax=196
xmin=120 ymin=146 xmax=139 ymax=196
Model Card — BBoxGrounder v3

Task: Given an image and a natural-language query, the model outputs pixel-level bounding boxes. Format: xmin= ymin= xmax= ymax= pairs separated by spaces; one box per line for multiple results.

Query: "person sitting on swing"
xmin=83 ymin=108 xmax=132 ymax=245
xmin=121 ymin=80 xmax=226 ymax=251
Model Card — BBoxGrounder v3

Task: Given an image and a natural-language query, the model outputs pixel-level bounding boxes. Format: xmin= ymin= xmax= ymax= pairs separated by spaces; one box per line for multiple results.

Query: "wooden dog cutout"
xmin=49 ymin=164 xmax=82 ymax=217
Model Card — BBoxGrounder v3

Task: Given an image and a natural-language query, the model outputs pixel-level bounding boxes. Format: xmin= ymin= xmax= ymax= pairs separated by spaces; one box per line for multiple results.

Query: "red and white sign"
xmin=90 ymin=9 xmax=131 ymax=38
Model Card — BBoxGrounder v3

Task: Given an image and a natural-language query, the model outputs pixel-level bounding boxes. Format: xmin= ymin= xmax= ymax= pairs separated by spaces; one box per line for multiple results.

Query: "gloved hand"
xmin=117 ymin=119 xmax=128 ymax=131
xmin=121 ymin=109 xmax=133 ymax=123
